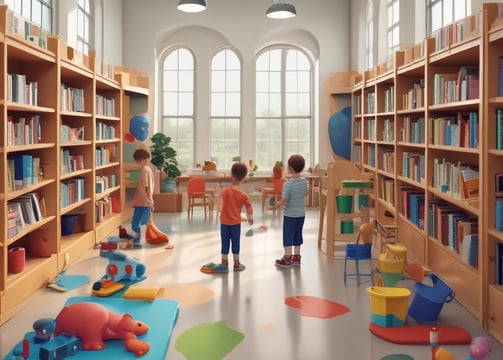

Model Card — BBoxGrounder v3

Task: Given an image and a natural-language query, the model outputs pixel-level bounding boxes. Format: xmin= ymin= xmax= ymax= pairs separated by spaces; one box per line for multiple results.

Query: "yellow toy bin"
xmin=367 ymin=286 xmax=411 ymax=327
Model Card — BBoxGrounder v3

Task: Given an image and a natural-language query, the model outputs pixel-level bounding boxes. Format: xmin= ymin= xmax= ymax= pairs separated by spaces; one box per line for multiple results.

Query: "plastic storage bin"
xmin=367 ymin=286 xmax=411 ymax=327
xmin=61 ymin=215 xmax=77 ymax=236
xmin=408 ymin=273 xmax=455 ymax=323
xmin=336 ymin=195 xmax=353 ymax=213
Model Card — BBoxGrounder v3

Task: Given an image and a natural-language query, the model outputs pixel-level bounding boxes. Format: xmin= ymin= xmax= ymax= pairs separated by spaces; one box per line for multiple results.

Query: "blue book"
xmin=408 ymin=193 xmax=424 ymax=226
xmin=496 ymin=199 xmax=503 ymax=232
xmin=498 ymin=243 xmax=503 ymax=285
xmin=468 ymin=234 xmax=479 ymax=267
xmin=13 ymin=154 xmax=33 ymax=188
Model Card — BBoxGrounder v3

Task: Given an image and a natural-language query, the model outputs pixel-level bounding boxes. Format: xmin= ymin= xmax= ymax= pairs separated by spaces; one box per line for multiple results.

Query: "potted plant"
xmin=150 ymin=132 xmax=181 ymax=192
xmin=273 ymin=161 xmax=283 ymax=179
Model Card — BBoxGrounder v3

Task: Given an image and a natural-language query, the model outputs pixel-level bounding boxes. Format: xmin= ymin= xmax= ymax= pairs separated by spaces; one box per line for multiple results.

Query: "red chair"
xmin=186 ymin=177 xmax=213 ymax=219
xmin=262 ymin=178 xmax=286 ymax=211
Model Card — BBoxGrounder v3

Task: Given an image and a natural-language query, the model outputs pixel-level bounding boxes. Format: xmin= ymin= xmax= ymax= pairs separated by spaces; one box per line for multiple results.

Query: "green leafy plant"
xmin=150 ymin=132 xmax=181 ymax=180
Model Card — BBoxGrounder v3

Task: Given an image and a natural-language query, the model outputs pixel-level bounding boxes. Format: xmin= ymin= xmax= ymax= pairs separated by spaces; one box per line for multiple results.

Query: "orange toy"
xmin=145 ymin=217 xmax=169 ymax=244
xmin=404 ymin=263 xmax=430 ymax=283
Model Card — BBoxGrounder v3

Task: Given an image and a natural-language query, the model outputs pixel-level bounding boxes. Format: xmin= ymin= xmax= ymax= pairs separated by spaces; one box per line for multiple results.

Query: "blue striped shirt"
xmin=282 ymin=177 xmax=307 ymax=217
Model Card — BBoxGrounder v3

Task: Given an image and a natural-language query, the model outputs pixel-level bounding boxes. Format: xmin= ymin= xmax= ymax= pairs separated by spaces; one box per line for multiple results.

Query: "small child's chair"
xmin=344 ymin=222 xmax=375 ymax=284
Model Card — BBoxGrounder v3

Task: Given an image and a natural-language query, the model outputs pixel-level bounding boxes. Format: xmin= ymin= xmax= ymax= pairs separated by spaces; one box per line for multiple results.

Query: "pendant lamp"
xmin=177 ymin=0 xmax=207 ymax=13
xmin=266 ymin=1 xmax=297 ymax=19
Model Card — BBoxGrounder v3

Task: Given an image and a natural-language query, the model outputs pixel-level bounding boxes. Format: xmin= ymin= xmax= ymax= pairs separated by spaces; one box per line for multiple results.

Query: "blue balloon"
xmin=129 ymin=113 xmax=150 ymax=141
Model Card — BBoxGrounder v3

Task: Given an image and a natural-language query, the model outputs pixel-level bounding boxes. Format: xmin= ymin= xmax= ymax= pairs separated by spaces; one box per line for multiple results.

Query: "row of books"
xmin=6 ymin=7 xmax=49 ymax=49
xmin=496 ymin=108 xmax=503 ymax=150
xmin=381 ymin=178 xmax=395 ymax=205
xmin=382 ymin=118 xmax=394 ymax=142
xmin=7 ymin=155 xmax=41 ymax=192
xmin=6 ymin=115 xmax=42 ymax=147
xmin=96 ymin=196 xmax=117 ymax=224
xmin=60 ymin=178 xmax=85 ymax=209
xmin=367 ymin=145 xmax=375 ymax=167
xmin=353 ymin=120 xmax=361 ymax=140
xmin=401 ymin=187 xmax=425 ymax=229
xmin=7 ymin=193 xmax=46 ymax=238
xmin=6 ymin=73 xmax=38 ymax=105
xmin=60 ymin=84 xmax=85 ymax=112
xmin=401 ymin=82 xmax=424 ymax=110
xmin=61 ymin=150 xmax=84 ymax=175
xmin=428 ymin=202 xmax=478 ymax=267
xmin=430 ymin=112 xmax=478 ymax=149
xmin=400 ymin=116 xmax=425 ymax=144
xmin=366 ymin=92 xmax=375 ymax=114
xmin=402 ymin=151 xmax=425 ymax=183
xmin=366 ymin=118 xmax=376 ymax=140
xmin=96 ymin=145 xmax=117 ymax=167
xmin=96 ymin=175 xmax=117 ymax=194
xmin=432 ymin=158 xmax=479 ymax=200
xmin=432 ymin=13 xmax=479 ymax=51
xmin=95 ymin=95 xmax=116 ymax=117
xmin=60 ymin=124 xmax=85 ymax=142
xmin=383 ymin=86 xmax=394 ymax=112
xmin=381 ymin=150 xmax=394 ymax=173
xmin=432 ymin=66 xmax=479 ymax=105
xmin=96 ymin=122 xmax=116 ymax=141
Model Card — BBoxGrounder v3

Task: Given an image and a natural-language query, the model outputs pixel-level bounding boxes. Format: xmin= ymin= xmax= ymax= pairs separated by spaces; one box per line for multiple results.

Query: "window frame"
xmin=255 ymin=46 xmax=314 ymax=169
xmin=5 ymin=0 xmax=53 ymax=34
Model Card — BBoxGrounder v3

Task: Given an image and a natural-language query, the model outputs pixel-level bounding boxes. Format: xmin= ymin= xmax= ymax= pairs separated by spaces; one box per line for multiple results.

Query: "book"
xmin=498 ymin=109 xmax=503 ymax=150
xmin=496 ymin=172 xmax=503 ymax=196
xmin=496 ymin=199 xmax=503 ymax=232
xmin=498 ymin=243 xmax=503 ymax=285
xmin=499 ymin=56 xmax=503 ymax=97
xmin=459 ymin=167 xmax=479 ymax=199
xmin=9 ymin=201 xmax=25 ymax=232
xmin=13 ymin=154 xmax=33 ymax=188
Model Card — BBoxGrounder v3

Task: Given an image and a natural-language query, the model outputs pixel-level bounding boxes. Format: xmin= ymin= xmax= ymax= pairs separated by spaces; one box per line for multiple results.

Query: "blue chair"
xmin=344 ymin=234 xmax=374 ymax=284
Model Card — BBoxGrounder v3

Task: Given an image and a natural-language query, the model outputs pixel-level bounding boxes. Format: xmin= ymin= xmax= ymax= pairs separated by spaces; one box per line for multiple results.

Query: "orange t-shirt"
xmin=219 ymin=186 xmax=253 ymax=225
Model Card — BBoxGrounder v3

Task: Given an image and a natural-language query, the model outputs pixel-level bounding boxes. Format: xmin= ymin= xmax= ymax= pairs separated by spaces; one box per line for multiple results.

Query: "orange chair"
xmin=187 ymin=177 xmax=213 ymax=219
xmin=262 ymin=178 xmax=286 ymax=211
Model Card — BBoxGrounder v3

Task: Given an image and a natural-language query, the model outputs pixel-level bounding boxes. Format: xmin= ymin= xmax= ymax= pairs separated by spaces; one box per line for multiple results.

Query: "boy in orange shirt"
xmin=201 ymin=162 xmax=253 ymax=273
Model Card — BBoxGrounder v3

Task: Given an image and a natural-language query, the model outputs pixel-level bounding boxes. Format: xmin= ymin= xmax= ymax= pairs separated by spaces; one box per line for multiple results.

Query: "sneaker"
xmin=234 ymin=263 xmax=246 ymax=272
xmin=275 ymin=256 xmax=291 ymax=268
xmin=291 ymin=255 xmax=301 ymax=266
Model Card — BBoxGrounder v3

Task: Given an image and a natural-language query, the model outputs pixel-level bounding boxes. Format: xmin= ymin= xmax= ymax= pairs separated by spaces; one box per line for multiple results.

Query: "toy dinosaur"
xmin=55 ymin=302 xmax=150 ymax=356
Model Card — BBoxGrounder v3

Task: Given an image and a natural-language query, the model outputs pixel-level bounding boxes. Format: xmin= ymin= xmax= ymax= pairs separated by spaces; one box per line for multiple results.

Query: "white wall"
xmin=120 ymin=0 xmax=351 ymax=169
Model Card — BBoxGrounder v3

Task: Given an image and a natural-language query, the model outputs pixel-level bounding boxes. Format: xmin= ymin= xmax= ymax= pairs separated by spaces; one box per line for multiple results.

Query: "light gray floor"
xmin=1 ymin=204 xmax=503 ymax=359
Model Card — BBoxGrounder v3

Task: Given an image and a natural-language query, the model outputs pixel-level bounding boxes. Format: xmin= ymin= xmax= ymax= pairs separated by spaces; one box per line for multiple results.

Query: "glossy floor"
xmin=1 ymin=205 xmax=503 ymax=359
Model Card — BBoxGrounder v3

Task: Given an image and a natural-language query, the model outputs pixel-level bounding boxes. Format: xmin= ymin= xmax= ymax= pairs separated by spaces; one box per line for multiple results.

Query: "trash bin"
xmin=408 ymin=273 xmax=455 ymax=323
xmin=367 ymin=286 xmax=411 ymax=327
xmin=61 ymin=214 xmax=78 ymax=236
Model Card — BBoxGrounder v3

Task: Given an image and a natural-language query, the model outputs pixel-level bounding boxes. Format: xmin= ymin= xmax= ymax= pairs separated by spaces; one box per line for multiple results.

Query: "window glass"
xmin=255 ymin=48 xmax=312 ymax=168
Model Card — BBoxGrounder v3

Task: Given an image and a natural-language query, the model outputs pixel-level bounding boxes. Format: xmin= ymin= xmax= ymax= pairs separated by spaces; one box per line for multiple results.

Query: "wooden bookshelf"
xmin=0 ymin=5 xmax=149 ymax=324
xmin=351 ymin=3 xmax=503 ymax=341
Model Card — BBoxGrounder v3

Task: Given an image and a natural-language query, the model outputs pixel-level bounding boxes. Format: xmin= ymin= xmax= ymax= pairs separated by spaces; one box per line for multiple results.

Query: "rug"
xmin=175 ymin=321 xmax=244 ymax=360
xmin=284 ymin=295 xmax=350 ymax=319
xmin=3 ymin=296 xmax=179 ymax=360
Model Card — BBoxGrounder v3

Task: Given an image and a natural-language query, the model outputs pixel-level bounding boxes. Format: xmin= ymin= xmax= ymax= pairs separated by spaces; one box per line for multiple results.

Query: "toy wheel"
xmin=92 ymin=281 xmax=102 ymax=290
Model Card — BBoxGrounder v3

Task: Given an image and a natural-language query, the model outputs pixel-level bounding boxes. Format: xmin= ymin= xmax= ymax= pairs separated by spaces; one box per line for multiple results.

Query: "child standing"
xmin=130 ymin=148 xmax=154 ymax=247
xmin=275 ymin=154 xmax=307 ymax=268
xmin=202 ymin=162 xmax=253 ymax=273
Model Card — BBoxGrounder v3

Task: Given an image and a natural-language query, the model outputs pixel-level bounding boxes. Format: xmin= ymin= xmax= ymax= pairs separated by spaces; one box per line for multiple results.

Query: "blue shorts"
xmin=221 ymin=223 xmax=241 ymax=255
xmin=282 ymin=216 xmax=305 ymax=247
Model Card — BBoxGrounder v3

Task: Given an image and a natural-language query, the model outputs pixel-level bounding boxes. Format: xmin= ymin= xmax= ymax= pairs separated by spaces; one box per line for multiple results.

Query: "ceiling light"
xmin=266 ymin=2 xmax=297 ymax=19
xmin=177 ymin=0 xmax=207 ymax=13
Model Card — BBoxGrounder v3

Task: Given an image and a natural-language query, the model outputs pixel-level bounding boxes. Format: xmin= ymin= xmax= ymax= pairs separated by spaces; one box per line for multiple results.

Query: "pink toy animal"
xmin=55 ymin=302 xmax=150 ymax=356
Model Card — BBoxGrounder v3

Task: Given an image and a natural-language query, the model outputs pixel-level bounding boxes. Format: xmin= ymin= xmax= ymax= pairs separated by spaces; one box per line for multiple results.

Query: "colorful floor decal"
xmin=284 ymin=295 xmax=350 ymax=319
xmin=381 ymin=355 xmax=414 ymax=360
xmin=369 ymin=323 xmax=471 ymax=345
xmin=159 ymin=284 xmax=214 ymax=307
xmin=175 ymin=321 xmax=244 ymax=360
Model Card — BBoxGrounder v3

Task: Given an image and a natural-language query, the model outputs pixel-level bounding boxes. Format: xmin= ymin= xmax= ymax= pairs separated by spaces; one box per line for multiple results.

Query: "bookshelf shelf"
xmin=0 ymin=5 xmax=149 ymax=324
xmin=350 ymin=3 xmax=503 ymax=339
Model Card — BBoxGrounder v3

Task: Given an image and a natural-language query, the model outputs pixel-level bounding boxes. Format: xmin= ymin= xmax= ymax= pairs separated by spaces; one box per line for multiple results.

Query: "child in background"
xmin=275 ymin=154 xmax=308 ymax=268
xmin=130 ymin=148 xmax=155 ymax=247
xmin=202 ymin=162 xmax=253 ymax=273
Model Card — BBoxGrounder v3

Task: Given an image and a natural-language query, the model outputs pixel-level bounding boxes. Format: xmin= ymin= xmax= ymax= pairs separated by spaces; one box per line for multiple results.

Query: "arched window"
xmin=255 ymin=47 xmax=312 ymax=169
xmin=77 ymin=0 xmax=91 ymax=54
xmin=5 ymin=0 xmax=53 ymax=34
xmin=428 ymin=0 xmax=471 ymax=34
xmin=210 ymin=49 xmax=241 ymax=169
xmin=387 ymin=0 xmax=399 ymax=56
xmin=366 ymin=0 xmax=374 ymax=69
xmin=161 ymin=47 xmax=195 ymax=168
